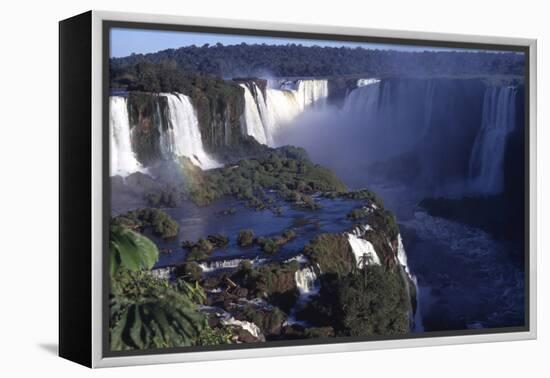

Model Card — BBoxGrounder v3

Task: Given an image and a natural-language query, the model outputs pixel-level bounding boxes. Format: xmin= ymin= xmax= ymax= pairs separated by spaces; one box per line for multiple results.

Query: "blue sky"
xmin=110 ymin=28 xmax=471 ymax=58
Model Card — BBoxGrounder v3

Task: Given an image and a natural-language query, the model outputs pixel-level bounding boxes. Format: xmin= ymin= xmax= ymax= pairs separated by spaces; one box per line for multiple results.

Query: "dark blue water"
xmin=152 ymin=196 xmax=363 ymax=268
xmin=370 ymin=183 xmax=525 ymax=331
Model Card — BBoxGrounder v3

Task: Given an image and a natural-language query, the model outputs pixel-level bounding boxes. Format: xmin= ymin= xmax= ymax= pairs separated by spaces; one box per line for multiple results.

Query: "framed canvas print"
xmin=59 ymin=10 xmax=537 ymax=368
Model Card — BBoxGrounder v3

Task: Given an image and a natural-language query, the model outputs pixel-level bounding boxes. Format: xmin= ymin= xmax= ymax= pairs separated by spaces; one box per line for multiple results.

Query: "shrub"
xmin=303 ymin=233 xmax=355 ymax=276
xmin=347 ymin=208 xmax=370 ymax=220
xmin=113 ymin=208 xmax=179 ymax=239
xmin=237 ymin=229 xmax=255 ymax=247
xmin=175 ymin=262 xmax=202 ymax=282
xmin=257 ymin=237 xmax=279 ymax=255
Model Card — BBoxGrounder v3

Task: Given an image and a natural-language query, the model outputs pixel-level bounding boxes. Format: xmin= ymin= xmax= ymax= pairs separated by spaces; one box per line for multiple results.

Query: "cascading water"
xmin=293 ymin=79 xmax=329 ymax=110
xmin=420 ymin=80 xmax=436 ymax=139
xmin=357 ymin=78 xmax=381 ymax=87
xmin=198 ymin=257 xmax=265 ymax=272
xmin=342 ymin=78 xmax=382 ymax=115
xmin=109 ymin=96 xmax=142 ymax=176
xmin=347 ymin=226 xmax=381 ymax=267
xmin=468 ymin=86 xmax=517 ymax=195
xmin=240 ymin=84 xmax=269 ymax=145
xmin=396 ymin=234 xmax=409 ymax=274
xmin=395 ymin=233 xmax=423 ymax=331
xmin=240 ymin=79 xmax=329 ymax=146
xmin=295 ymin=266 xmax=320 ymax=296
xmin=285 ymin=263 xmax=321 ymax=327
xmin=263 ymin=89 xmax=301 ymax=135
xmin=161 ymin=93 xmax=220 ymax=170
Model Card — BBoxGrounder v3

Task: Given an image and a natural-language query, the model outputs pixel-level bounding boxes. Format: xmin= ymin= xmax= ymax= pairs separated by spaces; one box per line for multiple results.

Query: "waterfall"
xmin=240 ymin=84 xmax=269 ymax=145
xmin=357 ymin=78 xmax=381 ymax=87
xmin=412 ymin=276 xmax=425 ymax=332
xmin=240 ymin=79 xmax=328 ymax=146
xmin=203 ymin=306 xmax=265 ymax=340
xmin=109 ymin=96 xmax=142 ymax=176
xmin=342 ymin=79 xmax=382 ymax=115
xmin=161 ymin=93 xmax=220 ymax=170
xmin=293 ymin=79 xmax=329 ymax=110
xmin=468 ymin=86 xmax=517 ymax=194
xmin=347 ymin=226 xmax=381 ymax=267
xmin=420 ymin=80 xmax=436 ymax=139
xmin=295 ymin=265 xmax=320 ymax=296
xmin=396 ymin=234 xmax=410 ymax=274
xmin=264 ymin=89 xmax=301 ymax=135
xmin=198 ymin=257 xmax=265 ymax=272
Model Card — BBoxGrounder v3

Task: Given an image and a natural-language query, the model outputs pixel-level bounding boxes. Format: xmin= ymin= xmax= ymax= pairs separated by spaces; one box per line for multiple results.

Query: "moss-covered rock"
xmin=126 ymin=92 xmax=168 ymax=164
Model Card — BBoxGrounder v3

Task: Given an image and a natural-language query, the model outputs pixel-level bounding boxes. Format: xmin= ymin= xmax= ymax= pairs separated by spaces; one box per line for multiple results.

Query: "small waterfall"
xmin=240 ymin=84 xmax=268 ymax=145
xmin=202 ymin=306 xmax=265 ymax=340
xmin=198 ymin=259 xmax=243 ymax=272
xmin=412 ymin=276 xmax=425 ymax=332
xmin=396 ymin=234 xmax=410 ymax=274
xmin=285 ymin=263 xmax=321 ymax=327
xmin=468 ymin=86 xmax=517 ymax=194
xmin=357 ymin=78 xmax=381 ymax=87
xmin=198 ymin=257 xmax=265 ymax=272
xmin=109 ymin=96 xmax=142 ymax=176
xmin=347 ymin=226 xmax=381 ymax=267
xmin=161 ymin=93 xmax=220 ymax=170
xmin=294 ymin=265 xmax=320 ymax=296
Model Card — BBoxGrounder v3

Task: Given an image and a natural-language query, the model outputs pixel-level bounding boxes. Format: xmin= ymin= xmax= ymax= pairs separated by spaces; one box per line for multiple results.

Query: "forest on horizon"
xmin=110 ymin=42 xmax=525 ymax=81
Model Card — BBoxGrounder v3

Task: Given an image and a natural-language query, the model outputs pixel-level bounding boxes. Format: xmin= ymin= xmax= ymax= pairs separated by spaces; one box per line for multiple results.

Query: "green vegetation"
xmin=110 ymin=270 xmax=208 ymax=350
xmin=109 ymin=225 xmax=159 ymax=277
xmin=175 ymin=262 xmax=202 ymax=282
xmin=336 ymin=267 xmax=409 ymax=335
xmin=145 ymin=189 xmax=182 ymax=208
xmin=255 ymin=229 xmax=297 ymax=255
xmin=367 ymin=208 xmax=399 ymax=242
xmin=182 ymin=238 xmax=215 ymax=261
xmin=322 ymin=188 xmax=384 ymax=209
xmin=233 ymin=261 xmax=300 ymax=312
xmin=347 ymin=207 xmax=370 ymax=220
xmin=303 ymin=233 xmax=355 ymax=277
xmin=180 ymin=146 xmax=346 ymax=209
xmin=298 ymin=266 xmax=409 ymax=337
xmin=239 ymin=304 xmax=287 ymax=337
xmin=196 ymin=326 xmax=234 ymax=346
xmin=109 ymin=225 xmax=233 ymax=350
xmin=256 ymin=237 xmax=280 ymax=255
xmin=206 ymin=234 xmax=229 ymax=249
xmin=111 ymin=44 xmax=524 ymax=84
xmin=113 ymin=208 xmax=179 ymax=239
xmin=237 ymin=229 xmax=255 ymax=247
xmin=303 ymin=327 xmax=335 ymax=339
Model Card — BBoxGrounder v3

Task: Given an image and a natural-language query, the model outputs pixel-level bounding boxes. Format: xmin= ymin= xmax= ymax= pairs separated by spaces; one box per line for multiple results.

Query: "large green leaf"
xmin=109 ymin=225 xmax=159 ymax=275
xmin=109 ymin=271 xmax=209 ymax=351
